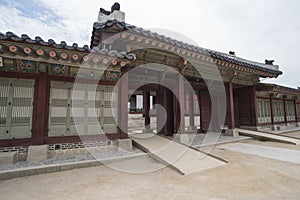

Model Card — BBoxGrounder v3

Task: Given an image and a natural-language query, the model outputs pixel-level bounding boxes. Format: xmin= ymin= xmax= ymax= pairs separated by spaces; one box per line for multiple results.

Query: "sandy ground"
xmin=0 ymin=137 xmax=300 ymax=200
xmin=283 ymin=130 xmax=300 ymax=139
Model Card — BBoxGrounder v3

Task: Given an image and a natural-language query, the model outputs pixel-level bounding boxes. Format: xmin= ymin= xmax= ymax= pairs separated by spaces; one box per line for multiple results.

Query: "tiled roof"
xmin=0 ymin=31 xmax=136 ymax=60
xmin=92 ymin=20 xmax=282 ymax=76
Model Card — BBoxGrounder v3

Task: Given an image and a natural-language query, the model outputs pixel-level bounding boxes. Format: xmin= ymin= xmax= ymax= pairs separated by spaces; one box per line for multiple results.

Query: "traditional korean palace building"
xmin=0 ymin=3 xmax=299 ymax=154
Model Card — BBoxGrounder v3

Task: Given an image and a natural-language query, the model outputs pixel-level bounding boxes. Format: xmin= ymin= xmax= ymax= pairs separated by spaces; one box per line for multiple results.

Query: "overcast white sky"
xmin=0 ymin=0 xmax=299 ymax=88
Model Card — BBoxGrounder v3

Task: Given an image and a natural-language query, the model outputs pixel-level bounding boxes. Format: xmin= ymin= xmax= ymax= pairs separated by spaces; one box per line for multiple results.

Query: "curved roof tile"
xmin=92 ymin=20 xmax=282 ymax=75
xmin=0 ymin=31 xmax=136 ymax=60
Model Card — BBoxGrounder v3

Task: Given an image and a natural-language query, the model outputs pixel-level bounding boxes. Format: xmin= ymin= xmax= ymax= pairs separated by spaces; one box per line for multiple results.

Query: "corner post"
xmin=117 ymin=69 xmax=128 ymax=139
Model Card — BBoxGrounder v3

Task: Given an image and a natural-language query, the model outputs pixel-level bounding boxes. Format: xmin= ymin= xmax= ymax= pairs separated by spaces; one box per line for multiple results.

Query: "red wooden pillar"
xmin=283 ymin=96 xmax=287 ymax=125
xmin=228 ymin=81 xmax=235 ymax=129
xmin=117 ymin=71 xmax=128 ymax=139
xmin=165 ymin=89 xmax=174 ymax=135
xmin=129 ymin=95 xmax=137 ymax=112
xmin=199 ymin=90 xmax=211 ymax=132
xmin=250 ymin=86 xmax=258 ymax=127
xmin=32 ymin=73 xmax=48 ymax=145
xmin=294 ymin=99 xmax=298 ymax=123
xmin=269 ymin=95 xmax=275 ymax=125
xmin=143 ymin=91 xmax=150 ymax=129
xmin=156 ymin=86 xmax=171 ymax=135
xmin=198 ymin=90 xmax=203 ymax=131
xmin=189 ymin=91 xmax=195 ymax=128
xmin=177 ymin=74 xmax=185 ymax=134
xmin=156 ymin=86 xmax=165 ymax=135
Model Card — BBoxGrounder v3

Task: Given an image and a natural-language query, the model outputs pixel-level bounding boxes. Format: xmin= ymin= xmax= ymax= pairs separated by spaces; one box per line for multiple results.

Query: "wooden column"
xmin=165 ymin=89 xmax=174 ymax=135
xmin=156 ymin=86 xmax=166 ymax=135
xmin=283 ymin=96 xmax=287 ymax=125
xmin=152 ymin=96 xmax=156 ymax=106
xmin=177 ymin=74 xmax=185 ymax=134
xmin=117 ymin=71 xmax=128 ymax=139
xmin=269 ymin=95 xmax=275 ymax=125
xmin=143 ymin=91 xmax=151 ymax=129
xmin=129 ymin=95 xmax=137 ymax=112
xmin=251 ymin=86 xmax=258 ymax=127
xmin=228 ymin=81 xmax=235 ymax=129
xmin=198 ymin=91 xmax=203 ymax=131
xmin=189 ymin=91 xmax=195 ymax=128
xmin=199 ymin=90 xmax=211 ymax=132
xmin=32 ymin=73 xmax=48 ymax=145
xmin=294 ymin=99 xmax=298 ymax=123
xmin=197 ymin=90 xmax=202 ymax=131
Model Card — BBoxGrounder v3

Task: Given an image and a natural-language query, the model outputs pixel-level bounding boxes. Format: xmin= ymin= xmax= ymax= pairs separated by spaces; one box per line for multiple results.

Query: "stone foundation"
xmin=224 ymin=128 xmax=239 ymax=137
xmin=271 ymin=125 xmax=279 ymax=131
xmin=0 ymin=140 xmax=117 ymax=162
xmin=0 ymin=152 xmax=17 ymax=165
xmin=117 ymin=139 xmax=133 ymax=152
xmin=26 ymin=145 xmax=48 ymax=162
xmin=143 ymin=129 xmax=154 ymax=133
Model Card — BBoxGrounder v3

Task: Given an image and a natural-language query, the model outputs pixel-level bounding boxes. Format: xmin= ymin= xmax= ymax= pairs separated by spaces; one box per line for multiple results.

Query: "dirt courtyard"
xmin=0 ymin=133 xmax=300 ymax=200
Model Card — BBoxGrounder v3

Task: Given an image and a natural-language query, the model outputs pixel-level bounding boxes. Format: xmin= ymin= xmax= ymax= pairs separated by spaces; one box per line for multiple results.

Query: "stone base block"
xmin=174 ymin=134 xmax=190 ymax=144
xmin=0 ymin=152 xmax=17 ymax=165
xmin=117 ymin=139 xmax=132 ymax=152
xmin=271 ymin=125 xmax=279 ymax=131
xmin=224 ymin=128 xmax=239 ymax=137
xmin=143 ymin=129 xmax=153 ymax=133
xmin=296 ymin=122 xmax=300 ymax=127
xmin=27 ymin=145 xmax=48 ymax=162
xmin=187 ymin=126 xmax=197 ymax=131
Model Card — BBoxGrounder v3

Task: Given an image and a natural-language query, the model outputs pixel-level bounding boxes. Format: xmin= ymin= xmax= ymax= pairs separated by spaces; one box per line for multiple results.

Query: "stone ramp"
xmin=129 ymin=133 xmax=226 ymax=175
xmin=219 ymin=143 xmax=300 ymax=164
xmin=238 ymin=129 xmax=300 ymax=145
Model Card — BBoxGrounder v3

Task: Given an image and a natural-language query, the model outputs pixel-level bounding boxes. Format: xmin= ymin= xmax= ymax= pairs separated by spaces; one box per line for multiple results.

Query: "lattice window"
xmin=49 ymin=81 xmax=118 ymax=137
xmin=0 ymin=77 xmax=34 ymax=139
xmin=273 ymin=100 xmax=285 ymax=122
xmin=256 ymin=99 xmax=271 ymax=124
xmin=286 ymin=101 xmax=295 ymax=121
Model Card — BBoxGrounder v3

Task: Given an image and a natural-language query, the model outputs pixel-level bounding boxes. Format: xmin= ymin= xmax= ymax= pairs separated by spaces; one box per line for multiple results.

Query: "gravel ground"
xmin=0 ymin=137 xmax=300 ymax=200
